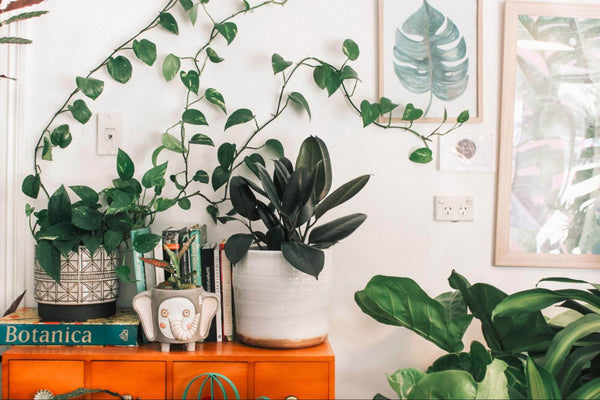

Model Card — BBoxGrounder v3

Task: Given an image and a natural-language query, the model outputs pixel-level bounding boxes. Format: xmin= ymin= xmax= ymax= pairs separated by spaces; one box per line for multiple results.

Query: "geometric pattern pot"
xmin=34 ymin=246 xmax=120 ymax=321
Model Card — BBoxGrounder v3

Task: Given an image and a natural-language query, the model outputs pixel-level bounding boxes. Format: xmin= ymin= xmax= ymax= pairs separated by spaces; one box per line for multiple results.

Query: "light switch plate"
xmin=97 ymin=113 xmax=121 ymax=155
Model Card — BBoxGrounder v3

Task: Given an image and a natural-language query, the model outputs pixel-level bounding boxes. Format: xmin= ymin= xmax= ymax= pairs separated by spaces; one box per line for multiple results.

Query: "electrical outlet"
xmin=97 ymin=113 xmax=121 ymax=155
xmin=434 ymin=195 xmax=474 ymax=222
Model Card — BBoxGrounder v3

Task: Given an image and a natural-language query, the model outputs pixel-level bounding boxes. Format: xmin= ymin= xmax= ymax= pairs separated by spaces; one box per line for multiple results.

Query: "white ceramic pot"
xmin=232 ymin=249 xmax=332 ymax=349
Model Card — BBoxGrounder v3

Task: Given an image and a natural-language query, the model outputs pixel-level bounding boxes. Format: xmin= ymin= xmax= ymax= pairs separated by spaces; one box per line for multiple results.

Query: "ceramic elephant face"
xmin=157 ymin=297 xmax=200 ymax=341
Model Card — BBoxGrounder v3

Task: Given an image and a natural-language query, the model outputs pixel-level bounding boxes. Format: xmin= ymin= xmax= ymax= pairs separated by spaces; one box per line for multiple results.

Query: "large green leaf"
xmin=205 ymin=88 xmax=226 ymax=113
xmin=393 ymin=0 xmax=469 ymax=115
xmin=132 ymin=233 xmax=162 ymax=254
xmin=314 ymin=175 xmax=370 ymax=220
xmin=255 ymin=164 xmax=282 ymax=214
xmin=107 ymin=56 xmax=132 ymax=84
xmin=225 ymin=108 xmax=254 ymax=130
xmin=211 ymin=166 xmax=230 ymax=191
xmin=229 ymin=176 xmax=259 ymax=220
xmin=49 ymin=124 xmax=72 ymax=149
xmin=355 ymin=275 xmax=465 ymax=353
xmin=295 ymin=136 xmax=332 ymax=201
xmin=132 ymin=39 xmax=157 ymax=66
xmin=224 ymin=233 xmax=254 ymax=264
xmin=308 ymin=213 xmax=366 ymax=247
xmin=71 ymin=205 xmax=102 ymax=231
xmin=476 ymin=359 xmax=510 ymax=400
xmin=142 ymin=162 xmax=168 ymax=189
xmin=556 ymin=344 xmax=600 ymax=394
xmin=22 ymin=174 xmax=40 ymax=199
xmin=48 ymin=185 xmax=72 ymax=225
xmin=217 ymin=142 xmax=236 ymax=169
xmin=493 ymin=288 xmax=600 ymax=319
xmin=182 ymin=109 xmax=208 ymax=126
xmin=407 ymin=370 xmax=477 ymax=399
xmin=215 ymin=22 xmax=237 ymax=45
xmin=36 ymin=240 xmax=61 ymax=283
xmin=116 ymin=148 xmax=134 ymax=180
xmin=159 ymin=12 xmax=179 ymax=35
xmin=68 ymin=99 xmax=92 ymax=124
xmin=566 ymin=378 xmax=600 ymax=400
xmin=272 ymin=53 xmax=292 ymax=74
xmin=281 ymin=241 xmax=324 ymax=279
xmin=387 ymin=368 xmax=425 ymax=399
xmin=103 ymin=230 xmax=123 ymax=255
xmin=180 ymin=70 xmax=199 ymax=94
xmin=75 ymin=77 xmax=104 ymax=100
xmin=161 ymin=133 xmax=186 ymax=153
xmin=35 ymin=222 xmax=77 ymax=241
xmin=525 ymin=358 xmax=561 ymax=400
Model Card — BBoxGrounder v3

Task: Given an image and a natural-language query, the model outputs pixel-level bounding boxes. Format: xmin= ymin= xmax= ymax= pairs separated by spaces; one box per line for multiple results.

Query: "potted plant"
xmin=355 ymin=271 xmax=600 ymax=399
xmin=132 ymin=234 xmax=219 ymax=352
xmin=223 ymin=135 xmax=369 ymax=349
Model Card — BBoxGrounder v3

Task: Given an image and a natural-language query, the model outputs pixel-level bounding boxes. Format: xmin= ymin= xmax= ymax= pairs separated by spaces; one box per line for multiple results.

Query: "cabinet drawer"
xmin=255 ymin=362 xmax=330 ymax=400
xmin=90 ymin=361 xmax=166 ymax=399
xmin=173 ymin=362 xmax=248 ymax=399
xmin=8 ymin=360 xmax=84 ymax=399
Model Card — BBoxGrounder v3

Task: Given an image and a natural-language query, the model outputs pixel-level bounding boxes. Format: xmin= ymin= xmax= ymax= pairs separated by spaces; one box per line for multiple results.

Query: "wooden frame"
xmin=495 ymin=1 xmax=600 ymax=268
xmin=378 ymin=0 xmax=483 ymax=123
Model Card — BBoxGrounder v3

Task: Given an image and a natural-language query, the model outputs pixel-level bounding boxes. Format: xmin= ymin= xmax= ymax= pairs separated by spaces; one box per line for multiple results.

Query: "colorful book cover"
xmin=0 ymin=308 xmax=140 ymax=346
xmin=220 ymin=242 xmax=234 ymax=341
xmin=201 ymin=242 xmax=217 ymax=341
xmin=188 ymin=224 xmax=208 ymax=287
xmin=130 ymin=227 xmax=150 ymax=293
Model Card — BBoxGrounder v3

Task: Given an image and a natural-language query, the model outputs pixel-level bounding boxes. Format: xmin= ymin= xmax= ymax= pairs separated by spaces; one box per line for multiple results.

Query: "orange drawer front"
xmin=173 ymin=362 xmax=248 ymax=399
xmin=8 ymin=360 xmax=84 ymax=399
xmin=90 ymin=361 xmax=166 ymax=399
xmin=255 ymin=361 xmax=330 ymax=400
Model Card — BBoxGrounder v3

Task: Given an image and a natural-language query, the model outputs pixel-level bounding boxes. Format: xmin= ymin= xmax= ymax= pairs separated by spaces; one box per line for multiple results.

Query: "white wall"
xmin=5 ymin=0 xmax=600 ymax=398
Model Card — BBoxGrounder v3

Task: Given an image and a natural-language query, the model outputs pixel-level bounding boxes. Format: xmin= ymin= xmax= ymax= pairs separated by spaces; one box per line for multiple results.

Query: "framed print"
xmin=378 ymin=0 xmax=483 ymax=123
xmin=495 ymin=1 xmax=600 ymax=268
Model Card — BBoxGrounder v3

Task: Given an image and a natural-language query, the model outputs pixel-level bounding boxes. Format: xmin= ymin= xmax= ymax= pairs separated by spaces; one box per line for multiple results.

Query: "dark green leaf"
xmin=132 ymin=39 xmax=157 ymax=66
xmin=379 ymin=97 xmax=399 ymax=114
xmin=215 ymin=22 xmax=237 ymax=45
xmin=244 ymin=153 xmax=265 ymax=177
xmin=107 ymin=56 xmax=132 ymax=84
xmin=25 ymin=204 xmax=35 ymax=217
xmin=49 ymin=124 xmax=72 ymax=149
xmin=180 ymin=70 xmax=199 ymax=94
xmin=243 ymin=0 xmax=250 ymax=10
xmin=288 ymin=92 xmax=311 ymax=120
xmin=217 ymin=142 xmax=236 ymax=169
xmin=75 ymin=77 xmax=104 ymax=100
xmin=309 ymin=213 xmax=366 ymax=246
xmin=281 ymin=242 xmax=324 ymax=279
xmin=162 ymin=54 xmax=180 ymax=81
xmin=255 ymin=164 xmax=282 ymax=213
xmin=224 ymin=233 xmax=254 ymax=264
xmin=296 ymin=136 xmax=332 ymax=201
xmin=324 ymin=69 xmax=343 ymax=96
xmin=159 ymin=12 xmax=179 ymax=35
xmin=161 ymin=133 xmax=186 ymax=153
xmin=179 ymin=0 xmax=193 ymax=11
xmin=340 ymin=65 xmax=359 ymax=81
xmin=22 ymin=174 xmax=40 ymax=199
xmin=116 ymin=265 xmax=134 ymax=283
xmin=211 ymin=166 xmax=230 ymax=191
xmin=402 ymin=103 xmax=424 ymax=121
xmin=190 ymin=134 xmax=214 ymax=146
xmin=360 ymin=100 xmax=380 ymax=127
xmin=313 ymin=65 xmax=331 ymax=89
xmin=81 ymin=234 xmax=101 ymax=255
xmin=178 ymin=198 xmax=191 ymax=210
xmin=193 ymin=170 xmax=209 ymax=183
xmin=387 ymin=368 xmax=425 ymax=400
xmin=154 ymin=197 xmax=177 ymax=212
xmin=1 ymin=11 xmax=48 ymax=25
xmin=566 ymin=378 xmax=600 ymax=400
xmin=265 ymin=138 xmax=284 ymax=158
xmin=103 ymin=230 xmax=123 ymax=255
xmin=205 ymin=88 xmax=226 ymax=113
xmin=36 ymin=240 xmax=61 ymax=283
xmin=41 ymin=137 xmax=52 ymax=160
xmin=206 ymin=204 xmax=219 ymax=224
xmin=36 ymin=222 xmax=77 ymax=241
xmin=525 ymin=358 xmax=561 ymax=400
xmin=182 ymin=109 xmax=208 ymax=125
xmin=315 ymin=175 xmax=370 ymax=220
xmin=0 ymin=37 xmax=31 ymax=44
xmin=142 ymin=161 xmax=168 ymax=188
xmin=556 ymin=344 xmax=600 ymax=393
xmin=48 ymin=185 xmax=71 ymax=225
xmin=116 ymin=148 xmax=135 ymax=180
xmin=272 ymin=53 xmax=292 ymax=74
xmin=409 ymin=148 xmax=433 ymax=164
xmin=457 ymin=110 xmax=470 ymax=123
xmin=53 ymin=238 xmax=77 ymax=258
xmin=68 ymin=99 xmax=92 ymax=124
xmin=71 ymin=205 xmax=102 ymax=231
xmin=106 ymin=190 xmax=134 ymax=215
xmin=152 ymin=146 xmax=165 ymax=166
xmin=230 ymin=176 xmax=259 ymax=220
xmin=133 ymin=233 xmax=162 ymax=253
xmin=225 ymin=108 xmax=254 ymax=130
xmin=206 ymin=47 xmax=224 ymax=63
xmin=343 ymin=38 xmax=360 ymax=61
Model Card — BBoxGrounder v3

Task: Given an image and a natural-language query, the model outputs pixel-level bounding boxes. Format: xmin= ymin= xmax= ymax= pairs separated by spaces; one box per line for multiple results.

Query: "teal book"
xmin=131 ymin=227 xmax=151 ymax=293
xmin=188 ymin=224 xmax=208 ymax=286
xmin=0 ymin=308 xmax=140 ymax=346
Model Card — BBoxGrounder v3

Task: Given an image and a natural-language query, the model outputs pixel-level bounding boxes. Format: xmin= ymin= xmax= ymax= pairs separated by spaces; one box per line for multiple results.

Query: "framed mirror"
xmin=496 ymin=1 xmax=600 ymax=268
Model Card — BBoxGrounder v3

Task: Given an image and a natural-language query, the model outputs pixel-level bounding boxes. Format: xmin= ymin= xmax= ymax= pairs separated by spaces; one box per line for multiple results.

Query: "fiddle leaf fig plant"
xmin=224 ymin=136 xmax=370 ymax=279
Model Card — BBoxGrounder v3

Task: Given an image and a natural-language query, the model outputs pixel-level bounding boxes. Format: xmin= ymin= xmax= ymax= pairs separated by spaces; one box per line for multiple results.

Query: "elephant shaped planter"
xmin=133 ymin=286 xmax=219 ymax=352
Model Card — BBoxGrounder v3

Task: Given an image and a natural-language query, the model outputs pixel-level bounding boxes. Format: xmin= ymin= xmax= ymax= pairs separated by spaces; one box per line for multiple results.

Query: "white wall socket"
xmin=97 ymin=113 xmax=121 ymax=155
xmin=434 ymin=195 xmax=474 ymax=222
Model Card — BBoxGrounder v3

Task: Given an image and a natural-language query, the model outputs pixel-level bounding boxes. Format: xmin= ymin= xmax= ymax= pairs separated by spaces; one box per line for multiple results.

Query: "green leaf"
xmin=178 ymin=198 xmax=191 ymax=210
xmin=188 ymin=4 xmax=199 ymax=25
xmin=309 ymin=213 xmax=367 ymax=247
xmin=206 ymin=204 xmax=219 ymax=224
xmin=206 ymin=47 xmax=224 ymax=63
xmin=409 ymin=147 xmax=433 ymax=164
xmin=25 ymin=204 xmax=35 ymax=217
xmin=255 ymin=164 xmax=282 ymax=213
xmin=211 ymin=166 xmax=230 ymax=191
xmin=116 ymin=265 xmax=134 ymax=283
xmin=476 ymin=359 xmax=510 ymax=399
xmin=107 ymin=56 xmax=132 ymax=84
xmin=36 ymin=240 xmax=61 ymax=283
xmin=36 ymin=222 xmax=77 ymax=241
xmin=379 ymin=97 xmax=399 ymax=114
xmin=48 ymin=185 xmax=72 ymax=225
xmin=457 ymin=110 xmax=470 ymax=123
xmin=69 ymin=185 xmax=98 ymax=207
xmin=75 ymin=77 xmax=104 ymax=100
xmin=281 ymin=241 xmax=324 ymax=279
xmin=224 ymin=233 xmax=254 ymax=264
xmin=340 ymin=65 xmax=359 ymax=81
xmin=159 ymin=12 xmax=179 ymax=35
xmin=116 ymin=149 xmax=135 ymax=180
xmin=296 ymin=136 xmax=332 ymax=201
xmin=243 ymin=0 xmax=250 ymax=10
xmin=71 ymin=205 xmax=102 ymax=231
xmin=142 ymin=161 xmax=168 ymax=188
xmin=0 ymin=37 xmax=32 ymax=44
xmin=205 ymin=88 xmax=226 ymax=113
xmin=225 ymin=108 xmax=254 ymax=130
xmin=179 ymin=0 xmax=193 ymax=11
xmin=22 ymin=174 xmax=41 ymax=199
xmin=151 ymin=146 xmax=165 ymax=166
xmin=272 ymin=53 xmax=292 ymax=74
xmin=288 ymin=92 xmax=311 ymax=120
xmin=407 ymin=370 xmax=477 ymax=400
xmin=41 ymin=137 xmax=52 ymax=161
xmin=193 ymin=170 xmax=209 ymax=183
xmin=342 ymin=38 xmax=360 ymax=61
xmin=133 ymin=233 xmax=162 ymax=254
xmin=387 ymin=368 xmax=425 ymax=399
xmin=103 ymin=230 xmax=123 ymax=255
xmin=556 ymin=344 xmax=600 ymax=394
xmin=265 ymin=139 xmax=284 ymax=158
xmin=162 ymin=54 xmax=180 ymax=81
xmin=132 ymin=39 xmax=157 ymax=66
xmin=244 ymin=153 xmax=265 ymax=177
xmin=215 ymin=22 xmax=237 ymax=45
xmin=49 ymin=124 xmax=72 ymax=149
xmin=180 ymin=70 xmax=199 ymax=94
xmin=1 ymin=11 xmax=48 ymax=25
xmin=566 ymin=378 xmax=600 ymax=400
xmin=315 ymin=175 xmax=370 ymax=220
xmin=161 ymin=133 xmax=186 ymax=153
xmin=182 ymin=109 xmax=208 ymax=126
xmin=493 ymin=288 xmax=600 ymax=319
xmin=154 ymin=197 xmax=177 ymax=212
xmin=324 ymin=69 xmax=343 ymax=96
xmin=190 ymin=134 xmax=214 ymax=146
xmin=402 ymin=103 xmax=424 ymax=121
xmin=360 ymin=100 xmax=380 ymax=127
xmin=68 ymin=99 xmax=92 ymax=124
xmin=525 ymin=358 xmax=561 ymax=400
xmin=229 ymin=176 xmax=259 ymax=220
xmin=81 ymin=234 xmax=101 ymax=255
xmin=217 ymin=142 xmax=236 ymax=169
xmin=313 ymin=65 xmax=331 ymax=89
xmin=106 ymin=190 xmax=134 ymax=215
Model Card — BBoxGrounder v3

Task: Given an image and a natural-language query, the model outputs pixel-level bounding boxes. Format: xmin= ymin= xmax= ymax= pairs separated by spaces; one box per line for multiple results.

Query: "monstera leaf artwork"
xmin=392 ymin=0 xmax=469 ymax=116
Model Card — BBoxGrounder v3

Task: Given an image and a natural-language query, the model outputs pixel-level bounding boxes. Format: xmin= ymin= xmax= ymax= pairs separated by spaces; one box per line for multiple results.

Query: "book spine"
xmin=130 ymin=227 xmax=150 ymax=293
xmin=213 ymin=245 xmax=222 ymax=342
xmin=153 ymin=239 xmax=165 ymax=285
xmin=0 ymin=324 xmax=138 ymax=346
xmin=220 ymin=242 xmax=234 ymax=341
xmin=188 ymin=226 xmax=202 ymax=287
xmin=200 ymin=244 xmax=216 ymax=341
xmin=180 ymin=228 xmax=191 ymax=284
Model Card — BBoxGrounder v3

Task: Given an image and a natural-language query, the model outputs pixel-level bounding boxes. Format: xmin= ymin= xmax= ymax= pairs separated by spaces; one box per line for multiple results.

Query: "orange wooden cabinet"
xmin=1 ymin=341 xmax=335 ymax=399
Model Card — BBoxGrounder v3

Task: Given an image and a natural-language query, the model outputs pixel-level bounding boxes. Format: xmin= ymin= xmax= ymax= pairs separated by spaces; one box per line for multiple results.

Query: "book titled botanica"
xmin=0 ymin=308 xmax=139 ymax=346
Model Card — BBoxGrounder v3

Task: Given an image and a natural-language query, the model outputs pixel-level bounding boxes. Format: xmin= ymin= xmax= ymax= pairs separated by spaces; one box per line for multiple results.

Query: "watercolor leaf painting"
xmin=392 ymin=0 xmax=469 ymax=116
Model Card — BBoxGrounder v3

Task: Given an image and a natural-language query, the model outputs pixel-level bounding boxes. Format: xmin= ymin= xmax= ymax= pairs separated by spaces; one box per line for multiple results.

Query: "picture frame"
xmin=378 ymin=0 xmax=483 ymax=123
xmin=495 ymin=1 xmax=600 ymax=269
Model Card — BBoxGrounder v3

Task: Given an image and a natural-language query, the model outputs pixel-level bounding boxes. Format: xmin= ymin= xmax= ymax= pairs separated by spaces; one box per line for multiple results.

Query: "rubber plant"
xmin=224 ymin=136 xmax=369 ymax=279
xmin=356 ymin=271 xmax=600 ymax=399
xmin=22 ymin=0 xmax=469 ymax=282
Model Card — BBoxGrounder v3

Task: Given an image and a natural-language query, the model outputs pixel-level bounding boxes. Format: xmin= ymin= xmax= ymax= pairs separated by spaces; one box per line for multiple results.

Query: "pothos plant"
xmin=224 ymin=136 xmax=369 ymax=279
xmin=22 ymin=0 xmax=468 ymax=282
